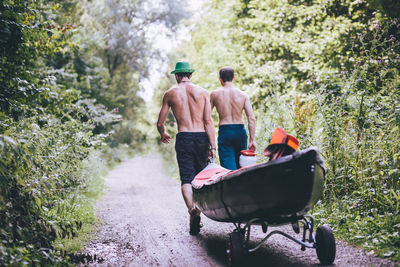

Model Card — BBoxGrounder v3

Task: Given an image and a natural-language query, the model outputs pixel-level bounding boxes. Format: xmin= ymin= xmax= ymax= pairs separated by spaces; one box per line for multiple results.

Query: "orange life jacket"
xmin=264 ymin=128 xmax=299 ymax=161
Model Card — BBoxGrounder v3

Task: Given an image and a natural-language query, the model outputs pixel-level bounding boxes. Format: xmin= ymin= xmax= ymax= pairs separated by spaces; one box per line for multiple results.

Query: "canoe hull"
xmin=193 ymin=148 xmax=324 ymax=224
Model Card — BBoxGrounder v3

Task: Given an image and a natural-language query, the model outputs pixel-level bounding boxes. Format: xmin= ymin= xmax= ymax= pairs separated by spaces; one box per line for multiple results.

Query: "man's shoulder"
xmin=211 ymin=87 xmax=224 ymax=96
xmin=168 ymin=84 xmax=179 ymax=91
xmin=213 ymin=87 xmax=247 ymax=96
xmin=164 ymin=85 xmax=178 ymax=95
xmin=190 ymin=83 xmax=206 ymax=91
xmin=190 ymin=84 xmax=209 ymax=96
xmin=162 ymin=87 xmax=177 ymax=103
xmin=233 ymin=87 xmax=249 ymax=98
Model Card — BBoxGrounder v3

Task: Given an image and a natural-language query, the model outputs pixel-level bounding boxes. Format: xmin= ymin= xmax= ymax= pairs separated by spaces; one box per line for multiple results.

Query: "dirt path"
xmin=83 ymin=155 xmax=397 ymax=266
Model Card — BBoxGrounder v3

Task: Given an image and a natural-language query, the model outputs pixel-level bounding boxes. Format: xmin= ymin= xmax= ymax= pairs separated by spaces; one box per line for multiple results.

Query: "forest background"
xmin=1 ymin=0 xmax=399 ymax=265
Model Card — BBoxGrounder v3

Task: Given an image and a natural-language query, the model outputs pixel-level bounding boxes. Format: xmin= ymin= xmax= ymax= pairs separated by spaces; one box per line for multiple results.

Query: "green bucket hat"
xmin=171 ymin=61 xmax=195 ymax=74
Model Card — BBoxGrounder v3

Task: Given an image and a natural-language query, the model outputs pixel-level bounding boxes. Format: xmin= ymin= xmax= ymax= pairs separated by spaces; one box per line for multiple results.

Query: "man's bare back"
xmin=210 ymin=85 xmax=249 ymax=126
xmin=157 ymin=71 xmax=216 ymax=152
xmin=165 ymin=82 xmax=209 ymax=132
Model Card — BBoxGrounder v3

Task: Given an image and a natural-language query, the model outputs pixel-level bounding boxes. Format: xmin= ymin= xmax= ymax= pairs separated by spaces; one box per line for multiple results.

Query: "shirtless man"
xmin=157 ymin=61 xmax=216 ymax=235
xmin=211 ymin=66 xmax=256 ymax=170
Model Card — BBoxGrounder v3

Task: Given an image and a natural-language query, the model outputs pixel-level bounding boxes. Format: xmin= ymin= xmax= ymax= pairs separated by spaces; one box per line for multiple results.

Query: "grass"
xmin=53 ymin=150 xmax=107 ymax=254
xmin=313 ymin=202 xmax=400 ymax=262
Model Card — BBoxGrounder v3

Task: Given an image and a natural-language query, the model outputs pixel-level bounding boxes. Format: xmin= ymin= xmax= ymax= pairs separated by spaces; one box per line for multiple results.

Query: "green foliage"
xmin=367 ymin=0 xmax=400 ymax=18
xmin=53 ymin=150 xmax=107 ymax=254
xmin=233 ymin=0 xmax=373 ymax=100
xmin=0 ymin=0 xmax=184 ymax=264
xmin=0 ymin=2 xmax=101 ymax=263
xmin=0 ymin=117 xmax=97 ymax=264
xmin=311 ymin=19 xmax=400 ymax=260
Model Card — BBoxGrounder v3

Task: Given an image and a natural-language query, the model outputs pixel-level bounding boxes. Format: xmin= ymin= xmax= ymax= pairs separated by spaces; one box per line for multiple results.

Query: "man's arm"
xmin=244 ymin=95 xmax=256 ymax=151
xmin=156 ymin=93 xmax=171 ymax=143
xmin=210 ymin=91 xmax=215 ymax=110
xmin=203 ymin=92 xmax=216 ymax=158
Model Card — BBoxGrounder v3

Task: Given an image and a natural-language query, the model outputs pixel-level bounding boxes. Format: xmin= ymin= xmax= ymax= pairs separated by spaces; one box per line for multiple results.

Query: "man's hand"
xmin=161 ymin=132 xmax=171 ymax=143
xmin=248 ymin=141 xmax=256 ymax=151
xmin=209 ymin=147 xmax=216 ymax=159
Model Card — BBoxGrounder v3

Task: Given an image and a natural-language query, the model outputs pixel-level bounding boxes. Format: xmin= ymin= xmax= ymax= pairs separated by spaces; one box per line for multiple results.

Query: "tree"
xmin=77 ymin=0 xmax=186 ymax=146
xmin=80 ymin=0 xmax=185 ymax=78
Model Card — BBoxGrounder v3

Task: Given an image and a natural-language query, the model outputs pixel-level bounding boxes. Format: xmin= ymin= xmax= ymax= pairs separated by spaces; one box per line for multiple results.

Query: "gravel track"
xmin=82 ymin=155 xmax=397 ymax=266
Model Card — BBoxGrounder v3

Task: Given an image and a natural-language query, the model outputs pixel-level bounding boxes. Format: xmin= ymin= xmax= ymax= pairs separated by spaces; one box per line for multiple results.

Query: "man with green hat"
xmin=157 ymin=61 xmax=216 ymax=235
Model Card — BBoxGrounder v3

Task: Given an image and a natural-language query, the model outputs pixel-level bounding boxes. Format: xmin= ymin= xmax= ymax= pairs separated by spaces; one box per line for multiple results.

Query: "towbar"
xmin=247 ymin=230 xmax=315 ymax=253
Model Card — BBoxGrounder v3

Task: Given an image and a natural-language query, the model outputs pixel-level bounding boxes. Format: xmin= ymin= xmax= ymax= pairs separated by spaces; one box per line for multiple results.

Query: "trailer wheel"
xmin=316 ymin=225 xmax=336 ymax=265
xmin=227 ymin=231 xmax=244 ymax=266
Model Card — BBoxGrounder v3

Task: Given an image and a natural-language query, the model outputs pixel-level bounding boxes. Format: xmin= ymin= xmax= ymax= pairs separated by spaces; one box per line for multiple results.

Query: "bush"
xmin=0 ymin=112 xmax=102 ymax=265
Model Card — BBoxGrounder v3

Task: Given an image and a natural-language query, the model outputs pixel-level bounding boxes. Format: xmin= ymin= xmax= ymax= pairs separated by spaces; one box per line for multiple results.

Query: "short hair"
xmin=219 ymin=67 xmax=234 ymax=82
xmin=176 ymin=72 xmax=192 ymax=79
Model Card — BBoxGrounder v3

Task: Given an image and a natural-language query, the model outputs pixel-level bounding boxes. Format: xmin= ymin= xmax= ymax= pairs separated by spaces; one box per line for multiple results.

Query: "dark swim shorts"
xmin=218 ymin=124 xmax=248 ymax=170
xmin=175 ymin=132 xmax=210 ymax=184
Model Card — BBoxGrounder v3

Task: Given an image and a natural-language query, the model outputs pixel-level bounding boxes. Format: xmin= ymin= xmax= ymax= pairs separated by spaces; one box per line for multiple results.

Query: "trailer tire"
xmin=316 ymin=225 xmax=336 ymax=265
xmin=227 ymin=231 xmax=244 ymax=267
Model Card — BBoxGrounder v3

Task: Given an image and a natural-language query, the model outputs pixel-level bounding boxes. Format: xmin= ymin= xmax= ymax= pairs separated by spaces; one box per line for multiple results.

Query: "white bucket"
xmin=239 ymin=153 xmax=257 ymax=167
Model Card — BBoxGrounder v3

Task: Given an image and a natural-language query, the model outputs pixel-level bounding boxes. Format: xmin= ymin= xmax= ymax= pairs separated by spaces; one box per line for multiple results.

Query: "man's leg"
xmin=218 ymin=143 xmax=237 ymax=170
xmin=218 ymin=126 xmax=238 ymax=170
xmin=175 ymin=133 xmax=205 ymax=235
xmin=182 ymin=183 xmax=201 ymax=235
xmin=177 ymin=158 xmax=202 ymax=235
xmin=181 ymin=183 xmax=194 ymax=210
xmin=234 ymin=127 xmax=248 ymax=169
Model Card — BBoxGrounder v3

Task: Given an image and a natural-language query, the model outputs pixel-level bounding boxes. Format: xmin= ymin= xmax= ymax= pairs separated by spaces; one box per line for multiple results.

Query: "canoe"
xmin=192 ymin=147 xmax=325 ymax=224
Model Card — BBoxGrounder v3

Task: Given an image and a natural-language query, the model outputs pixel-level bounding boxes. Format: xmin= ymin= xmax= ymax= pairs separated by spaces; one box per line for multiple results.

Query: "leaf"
xmin=383 ymin=250 xmax=394 ymax=257
xmin=34 ymin=197 xmax=41 ymax=209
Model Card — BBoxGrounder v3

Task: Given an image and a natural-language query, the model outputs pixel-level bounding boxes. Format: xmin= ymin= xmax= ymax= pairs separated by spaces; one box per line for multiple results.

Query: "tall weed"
xmin=0 ymin=115 xmax=104 ymax=265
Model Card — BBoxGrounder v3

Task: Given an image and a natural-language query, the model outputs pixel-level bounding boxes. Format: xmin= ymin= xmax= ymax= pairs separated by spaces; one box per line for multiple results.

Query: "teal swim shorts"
xmin=218 ymin=124 xmax=247 ymax=170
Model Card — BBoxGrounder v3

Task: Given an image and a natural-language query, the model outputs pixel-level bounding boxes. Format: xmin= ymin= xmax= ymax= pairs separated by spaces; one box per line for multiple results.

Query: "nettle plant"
xmin=313 ymin=17 xmax=400 ymax=259
xmin=319 ymin=17 xmax=400 ymax=210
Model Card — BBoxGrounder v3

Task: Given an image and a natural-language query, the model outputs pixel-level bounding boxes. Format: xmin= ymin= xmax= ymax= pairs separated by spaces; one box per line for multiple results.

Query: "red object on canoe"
xmin=240 ymin=150 xmax=256 ymax=156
